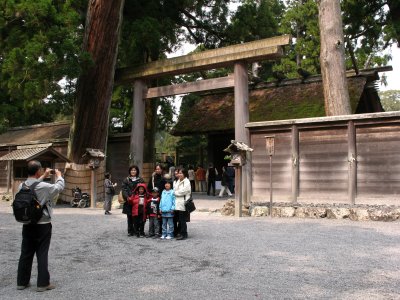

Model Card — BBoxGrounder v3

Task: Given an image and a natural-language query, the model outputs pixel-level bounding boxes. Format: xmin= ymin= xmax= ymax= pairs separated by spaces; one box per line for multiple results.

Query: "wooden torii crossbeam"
xmin=116 ymin=35 xmax=290 ymax=211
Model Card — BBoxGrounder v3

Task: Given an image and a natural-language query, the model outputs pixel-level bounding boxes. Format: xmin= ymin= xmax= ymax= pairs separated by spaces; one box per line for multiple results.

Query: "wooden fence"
xmin=247 ymin=112 xmax=400 ymax=205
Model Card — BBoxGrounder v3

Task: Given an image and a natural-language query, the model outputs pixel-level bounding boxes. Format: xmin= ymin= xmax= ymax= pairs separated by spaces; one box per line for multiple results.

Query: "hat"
xmin=152 ymin=187 xmax=159 ymax=193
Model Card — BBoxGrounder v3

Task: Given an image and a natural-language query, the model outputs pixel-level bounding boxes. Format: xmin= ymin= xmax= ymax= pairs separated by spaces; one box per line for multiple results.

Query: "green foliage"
xmin=276 ymin=0 xmax=397 ymax=78
xmin=0 ymin=0 xmax=86 ymax=129
xmin=379 ymin=90 xmax=400 ymax=111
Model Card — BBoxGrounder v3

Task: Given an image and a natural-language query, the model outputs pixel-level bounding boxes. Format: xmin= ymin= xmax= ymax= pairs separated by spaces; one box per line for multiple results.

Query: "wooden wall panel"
xmin=357 ymin=124 xmax=400 ymax=197
xmin=251 ymin=131 xmax=292 ymax=201
xmin=299 ymin=128 xmax=348 ymax=199
xmin=106 ymin=140 xmax=131 ymax=192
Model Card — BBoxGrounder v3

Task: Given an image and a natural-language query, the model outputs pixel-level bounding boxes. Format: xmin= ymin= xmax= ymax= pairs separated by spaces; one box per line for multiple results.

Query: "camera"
xmin=49 ymin=169 xmax=55 ymax=175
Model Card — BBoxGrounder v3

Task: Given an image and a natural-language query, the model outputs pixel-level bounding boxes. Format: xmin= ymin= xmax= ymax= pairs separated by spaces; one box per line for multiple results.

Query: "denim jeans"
xmin=162 ymin=217 xmax=174 ymax=237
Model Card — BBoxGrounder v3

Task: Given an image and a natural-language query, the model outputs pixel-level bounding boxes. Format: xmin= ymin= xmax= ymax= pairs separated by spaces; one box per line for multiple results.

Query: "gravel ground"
xmin=1 ymin=199 xmax=400 ymax=300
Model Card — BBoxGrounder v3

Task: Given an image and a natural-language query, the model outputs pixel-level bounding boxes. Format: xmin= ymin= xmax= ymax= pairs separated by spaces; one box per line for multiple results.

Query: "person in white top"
xmin=173 ymin=168 xmax=192 ymax=240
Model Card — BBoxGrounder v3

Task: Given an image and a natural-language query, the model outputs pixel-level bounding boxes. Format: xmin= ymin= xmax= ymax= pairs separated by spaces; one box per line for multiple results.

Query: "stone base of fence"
xmin=221 ymin=200 xmax=400 ymax=221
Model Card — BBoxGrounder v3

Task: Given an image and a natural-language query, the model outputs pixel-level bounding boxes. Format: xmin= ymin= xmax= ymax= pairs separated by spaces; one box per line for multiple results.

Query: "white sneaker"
xmin=166 ymin=236 xmax=172 ymax=240
xmin=160 ymin=236 xmax=166 ymax=239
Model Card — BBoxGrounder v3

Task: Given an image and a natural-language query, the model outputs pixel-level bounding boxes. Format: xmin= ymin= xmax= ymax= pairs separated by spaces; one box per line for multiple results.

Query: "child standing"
xmin=159 ymin=180 xmax=175 ymax=240
xmin=146 ymin=187 xmax=160 ymax=238
xmin=128 ymin=183 xmax=150 ymax=237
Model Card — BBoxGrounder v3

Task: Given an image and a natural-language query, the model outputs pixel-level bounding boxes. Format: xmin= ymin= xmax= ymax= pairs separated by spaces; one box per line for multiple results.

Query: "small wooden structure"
xmin=0 ymin=143 xmax=70 ymax=195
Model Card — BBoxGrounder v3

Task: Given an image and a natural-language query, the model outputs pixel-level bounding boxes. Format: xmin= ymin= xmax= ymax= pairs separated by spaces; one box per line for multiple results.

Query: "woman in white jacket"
xmin=174 ymin=168 xmax=192 ymax=240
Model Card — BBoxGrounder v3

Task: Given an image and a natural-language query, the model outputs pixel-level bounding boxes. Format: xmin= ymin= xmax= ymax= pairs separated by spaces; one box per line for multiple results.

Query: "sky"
xmin=379 ymin=44 xmax=400 ymax=91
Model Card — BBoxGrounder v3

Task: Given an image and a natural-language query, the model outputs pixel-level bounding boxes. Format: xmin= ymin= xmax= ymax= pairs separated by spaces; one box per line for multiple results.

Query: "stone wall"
xmin=221 ymin=200 xmax=400 ymax=221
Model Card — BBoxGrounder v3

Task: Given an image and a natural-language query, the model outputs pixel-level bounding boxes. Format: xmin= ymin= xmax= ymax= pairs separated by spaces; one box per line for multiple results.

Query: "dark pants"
xmin=190 ymin=180 xmax=195 ymax=192
xmin=133 ymin=214 xmax=145 ymax=236
xmin=207 ymin=180 xmax=216 ymax=196
xmin=127 ymin=215 xmax=134 ymax=235
xmin=17 ymin=223 xmax=52 ymax=287
xmin=175 ymin=210 xmax=187 ymax=237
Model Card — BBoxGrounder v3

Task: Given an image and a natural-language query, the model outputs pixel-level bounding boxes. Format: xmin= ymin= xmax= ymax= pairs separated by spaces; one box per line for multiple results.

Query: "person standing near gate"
xmin=121 ymin=165 xmax=144 ymax=236
xmin=206 ymin=163 xmax=218 ymax=196
xmin=17 ymin=160 xmax=65 ymax=292
xmin=104 ymin=173 xmax=117 ymax=215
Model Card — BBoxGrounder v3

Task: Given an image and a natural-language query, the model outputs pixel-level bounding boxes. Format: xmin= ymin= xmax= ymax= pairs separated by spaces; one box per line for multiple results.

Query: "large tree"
xmin=318 ymin=0 xmax=350 ymax=116
xmin=68 ymin=0 xmax=125 ymax=163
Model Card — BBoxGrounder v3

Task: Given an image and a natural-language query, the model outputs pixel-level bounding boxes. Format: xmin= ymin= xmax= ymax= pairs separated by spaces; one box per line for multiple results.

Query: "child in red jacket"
xmin=146 ymin=187 xmax=161 ymax=238
xmin=128 ymin=183 xmax=150 ymax=237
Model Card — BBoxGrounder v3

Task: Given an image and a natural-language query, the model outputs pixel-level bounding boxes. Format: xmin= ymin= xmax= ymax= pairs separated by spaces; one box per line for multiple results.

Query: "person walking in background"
xmin=146 ymin=187 xmax=161 ymax=238
xmin=121 ymin=165 xmax=144 ymax=236
xmin=174 ymin=168 xmax=192 ymax=240
xmin=206 ymin=163 xmax=218 ymax=196
xmin=17 ymin=160 xmax=65 ymax=292
xmin=225 ymin=165 xmax=235 ymax=195
xmin=195 ymin=165 xmax=206 ymax=192
xmin=218 ymin=166 xmax=233 ymax=198
xmin=128 ymin=183 xmax=150 ymax=238
xmin=104 ymin=172 xmax=117 ymax=215
xmin=188 ymin=165 xmax=195 ymax=192
xmin=160 ymin=179 xmax=175 ymax=239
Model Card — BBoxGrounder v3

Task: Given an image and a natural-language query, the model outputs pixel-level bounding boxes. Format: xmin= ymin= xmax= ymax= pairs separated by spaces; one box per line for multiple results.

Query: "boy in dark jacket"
xmin=146 ymin=187 xmax=160 ymax=238
xmin=128 ymin=183 xmax=150 ymax=237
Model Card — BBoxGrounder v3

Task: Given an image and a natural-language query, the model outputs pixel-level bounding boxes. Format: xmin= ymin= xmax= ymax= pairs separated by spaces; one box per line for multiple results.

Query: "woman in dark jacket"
xmin=147 ymin=164 xmax=166 ymax=194
xmin=121 ymin=165 xmax=144 ymax=236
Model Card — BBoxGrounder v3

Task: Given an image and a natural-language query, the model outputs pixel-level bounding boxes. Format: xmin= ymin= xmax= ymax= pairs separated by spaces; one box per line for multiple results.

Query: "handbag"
xmin=184 ymin=195 xmax=196 ymax=213
xmin=117 ymin=190 xmax=125 ymax=204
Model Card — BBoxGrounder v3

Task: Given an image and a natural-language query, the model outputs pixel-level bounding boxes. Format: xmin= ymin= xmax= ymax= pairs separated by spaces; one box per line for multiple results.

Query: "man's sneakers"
xmin=17 ymin=283 xmax=30 ymax=290
xmin=18 ymin=283 xmax=55 ymax=292
xmin=36 ymin=284 xmax=55 ymax=292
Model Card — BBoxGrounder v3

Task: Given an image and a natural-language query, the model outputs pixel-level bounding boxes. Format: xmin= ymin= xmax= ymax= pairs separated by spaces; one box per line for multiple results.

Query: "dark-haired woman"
xmin=174 ymin=168 xmax=192 ymax=240
xmin=121 ymin=165 xmax=144 ymax=236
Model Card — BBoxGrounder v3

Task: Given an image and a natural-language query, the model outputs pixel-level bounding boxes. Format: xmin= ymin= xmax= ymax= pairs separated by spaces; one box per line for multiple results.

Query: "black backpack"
xmin=12 ymin=182 xmax=43 ymax=224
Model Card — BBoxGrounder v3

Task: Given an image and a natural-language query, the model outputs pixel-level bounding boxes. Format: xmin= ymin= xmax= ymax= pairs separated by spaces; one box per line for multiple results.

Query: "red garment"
xmin=127 ymin=183 xmax=150 ymax=220
xmin=195 ymin=167 xmax=206 ymax=181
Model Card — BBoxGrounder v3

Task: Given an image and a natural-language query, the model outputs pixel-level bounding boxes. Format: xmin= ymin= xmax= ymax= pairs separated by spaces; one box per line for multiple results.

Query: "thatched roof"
xmin=172 ymin=76 xmax=383 ymax=136
xmin=0 ymin=122 xmax=70 ymax=146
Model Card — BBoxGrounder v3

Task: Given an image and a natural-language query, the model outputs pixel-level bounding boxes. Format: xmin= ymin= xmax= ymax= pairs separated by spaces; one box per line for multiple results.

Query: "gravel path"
xmin=1 ymin=200 xmax=399 ymax=300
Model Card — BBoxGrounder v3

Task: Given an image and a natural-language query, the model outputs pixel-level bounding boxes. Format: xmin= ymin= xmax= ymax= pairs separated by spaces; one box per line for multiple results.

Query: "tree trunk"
xmin=318 ymin=0 xmax=351 ymax=116
xmin=387 ymin=0 xmax=400 ymax=47
xmin=68 ymin=0 xmax=125 ymax=163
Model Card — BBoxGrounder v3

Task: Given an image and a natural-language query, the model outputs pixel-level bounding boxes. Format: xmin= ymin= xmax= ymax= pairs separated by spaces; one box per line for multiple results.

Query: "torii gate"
xmin=115 ymin=34 xmax=290 ymax=209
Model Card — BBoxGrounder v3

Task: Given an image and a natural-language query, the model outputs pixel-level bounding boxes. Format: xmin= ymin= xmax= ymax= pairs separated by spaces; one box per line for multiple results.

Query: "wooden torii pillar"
xmin=115 ymin=35 xmax=290 ymax=207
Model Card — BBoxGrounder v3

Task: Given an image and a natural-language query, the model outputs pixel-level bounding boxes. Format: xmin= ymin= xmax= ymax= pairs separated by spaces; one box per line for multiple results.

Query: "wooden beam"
xmin=145 ymin=75 xmax=234 ymax=99
xmin=130 ymin=80 xmax=146 ymax=170
xmin=115 ymin=35 xmax=290 ymax=83
xmin=234 ymin=62 xmax=250 ymax=210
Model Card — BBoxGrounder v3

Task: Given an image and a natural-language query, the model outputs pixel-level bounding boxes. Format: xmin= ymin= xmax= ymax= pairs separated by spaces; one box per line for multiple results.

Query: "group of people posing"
xmin=119 ymin=164 xmax=191 ymax=240
xmin=103 ymin=163 xmax=236 ymax=240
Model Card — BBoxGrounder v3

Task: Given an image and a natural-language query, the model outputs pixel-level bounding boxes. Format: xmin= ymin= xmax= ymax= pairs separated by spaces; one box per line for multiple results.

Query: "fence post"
xmin=348 ymin=121 xmax=357 ymax=204
xmin=291 ymin=125 xmax=299 ymax=203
